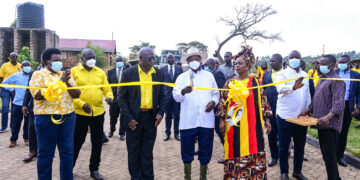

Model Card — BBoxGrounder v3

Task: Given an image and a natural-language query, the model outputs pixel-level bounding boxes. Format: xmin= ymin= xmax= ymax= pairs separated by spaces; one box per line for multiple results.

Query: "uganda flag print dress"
xmin=217 ymin=76 xmax=272 ymax=180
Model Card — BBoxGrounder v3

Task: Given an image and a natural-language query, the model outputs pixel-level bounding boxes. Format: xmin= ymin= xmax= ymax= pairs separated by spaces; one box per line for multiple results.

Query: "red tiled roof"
xmin=59 ymin=38 xmax=116 ymax=52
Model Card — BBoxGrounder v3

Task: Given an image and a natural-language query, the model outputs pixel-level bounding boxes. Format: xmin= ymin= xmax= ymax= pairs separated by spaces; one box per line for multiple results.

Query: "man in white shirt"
xmin=173 ymin=47 xmax=219 ymax=180
xmin=275 ymin=50 xmax=311 ymax=180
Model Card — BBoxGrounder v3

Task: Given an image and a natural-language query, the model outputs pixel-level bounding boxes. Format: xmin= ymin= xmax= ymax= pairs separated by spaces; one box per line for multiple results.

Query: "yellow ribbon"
xmin=40 ymin=80 xmax=67 ymax=124
xmin=225 ymin=79 xmax=249 ymax=126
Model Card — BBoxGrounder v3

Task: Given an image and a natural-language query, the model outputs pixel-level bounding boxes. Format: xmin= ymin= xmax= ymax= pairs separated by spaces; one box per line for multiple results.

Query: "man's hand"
xmin=60 ymin=70 xmax=71 ymax=83
xmin=299 ymin=110 xmax=310 ymax=117
xmin=352 ymin=108 xmax=360 ymax=117
xmin=265 ymin=120 xmax=272 ymax=134
xmin=205 ymin=101 xmax=216 ymax=112
xmin=82 ymin=104 xmax=92 ymax=114
xmin=317 ymin=114 xmax=332 ymax=126
xmin=105 ymin=97 xmax=113 ymax=105
xmin=155 ymin=114 xmax=162 ymax=127
xmin=219 ymin=119 xmax=225 ymax=134
xmin=292 ymin=77 xmax=304 ymax=90
xmin=128 ymin=120 xmax=138 ymax=130
xmin=181 ymin=86 xmax=192 ymax=95
xmin=22 ymin=106 xmax=29 ymax=116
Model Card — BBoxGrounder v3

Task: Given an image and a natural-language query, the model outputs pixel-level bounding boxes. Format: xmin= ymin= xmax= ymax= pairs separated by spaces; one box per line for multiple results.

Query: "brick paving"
xmin=0 ymin=110 xmax=359 ymax=180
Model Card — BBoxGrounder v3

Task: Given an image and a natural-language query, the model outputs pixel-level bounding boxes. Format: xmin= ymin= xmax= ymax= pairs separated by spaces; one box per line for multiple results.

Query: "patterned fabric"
xmin=224 ymin=152 xmax=267 ymax=180
xmin=256 ymin=67 xmax=267 ymax=85
xmin=29 ymin=68 xmax=77 ymax=115
xmin=217 ymin=76 xmax=271 ymax=159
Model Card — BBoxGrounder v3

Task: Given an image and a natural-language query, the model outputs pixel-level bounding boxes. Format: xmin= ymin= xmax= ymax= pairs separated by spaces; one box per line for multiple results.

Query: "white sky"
xmin=0 ymin=0 xmax=359 ymax=58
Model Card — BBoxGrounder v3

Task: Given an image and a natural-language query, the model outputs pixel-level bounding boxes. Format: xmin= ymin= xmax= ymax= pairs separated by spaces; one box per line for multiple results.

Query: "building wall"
xmin=61 ymin=50 xmax=113 ymax=68
xmin=0 ymin=28 xmax=14 ymax=63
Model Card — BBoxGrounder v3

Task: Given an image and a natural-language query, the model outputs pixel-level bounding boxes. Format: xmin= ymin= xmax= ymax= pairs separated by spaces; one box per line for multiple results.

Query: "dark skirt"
xmin=224 ymin=152 xmax=267 ymax=180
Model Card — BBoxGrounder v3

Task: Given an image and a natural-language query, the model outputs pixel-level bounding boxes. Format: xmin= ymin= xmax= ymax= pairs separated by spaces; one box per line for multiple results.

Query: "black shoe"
xmin=102 ymin=137 xmax=109 ymax=144
xmin=108 ymin=131 xmax=114 ymax=138
xmin=174 ymin=134 xmax=181 ymax=141
xmin=338 ymin=158 xmax=348 ymax=167
xmin=292 ymin=172 xmax=307 ymax=180
xmin=194 ymin=150 xmax=199 ymax=155
xmin=120 ymin=135 xmax=125 ymax=141
xmin=281 ymin=173 xmax=289 ymax=180
xmin=217 ymin=159 xmax=225 ymax=164
xmin=90 ymin=171 xmax=104 ymax=180
xmin=268 ymin=158 xmax=277 ymax=167
xmin=163 ymin=134 xmax=170 ymax=141
xmin=303 ymin=157 xmax=308 ymax=161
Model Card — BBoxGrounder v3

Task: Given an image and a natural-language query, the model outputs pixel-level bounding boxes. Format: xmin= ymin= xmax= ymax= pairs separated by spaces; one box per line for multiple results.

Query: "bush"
xmin=76 ymin=42 xmax=107 ymax=68
xmin=16 ymin=46 xmax=39 ymax=69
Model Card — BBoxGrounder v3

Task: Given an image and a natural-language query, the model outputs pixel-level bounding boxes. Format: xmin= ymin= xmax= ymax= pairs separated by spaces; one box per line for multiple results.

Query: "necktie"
xmin=169 ymin=65 xmax=174 ymax=80
xmin=117 ymin=68 xmax=121 ymax=82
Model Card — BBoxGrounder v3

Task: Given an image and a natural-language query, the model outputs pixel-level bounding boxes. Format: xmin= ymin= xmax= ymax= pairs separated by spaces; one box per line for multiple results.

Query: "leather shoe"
xmin=292 ymin=172 xmax=307 ymax=180
xmin=90 ymin=171 xmax=104 ymax=180
xmin=102 ymin=136 xmax=109 ymax=144
xmin=23 ymin=152 xmax=37 ymax=162
xmin=174 ymin=134 xmax=181 ymax=141
xmin=9 ymin=141 xmax=16 ymax=148
xmin=217 ymin=159 xmax=225 ymax=164
xmin=163 ymin=134 xmax=170 ymax=141
xmin=281 ymin=173 xmax=289 ymax=180
xmin=120 ymin=135 xmax=125 ymax=141
xmin=108 ymin=131 xmax=114 ymax=138
xmin=303 ymin=157 xmax=308 ymax=161
xmin=338 ymin=158 xmax=348 ymax=167
xmin=194 ymin=150 xmax=199 ymax=155
xmin=268 ymin=158 xmax=277 ymax=167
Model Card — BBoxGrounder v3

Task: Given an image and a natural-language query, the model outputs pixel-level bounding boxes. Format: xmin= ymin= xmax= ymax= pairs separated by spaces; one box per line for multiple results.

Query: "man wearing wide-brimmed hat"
xmin=173 ymin=47 xmax=220 ymax=180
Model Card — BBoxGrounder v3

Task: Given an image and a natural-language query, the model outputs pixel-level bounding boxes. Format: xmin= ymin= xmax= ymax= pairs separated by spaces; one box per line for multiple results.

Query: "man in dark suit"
xmin=161 ymin=53 xmax=183 ymax=141
xmin=263 ymin=54 xmax=282 ymax=167
xmin=118 ymin=47 xmax=165 ymax=180
xmin=107 ymin=56 xmax=128 ymax=140
xmin=335 ymin=55 xmax=360 ymax=167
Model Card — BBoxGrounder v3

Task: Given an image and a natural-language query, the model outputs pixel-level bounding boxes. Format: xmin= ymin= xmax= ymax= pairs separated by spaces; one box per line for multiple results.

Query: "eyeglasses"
xmin=145 ymin=56 xmax=155 ymax=62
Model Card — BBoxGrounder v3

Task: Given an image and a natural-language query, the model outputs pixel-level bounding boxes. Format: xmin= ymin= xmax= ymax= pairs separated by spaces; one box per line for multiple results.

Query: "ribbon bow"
xmin=226 ymin=80 xmax=250 ymax=126
xmin=41 ymin=80 xmax=67 ymax=124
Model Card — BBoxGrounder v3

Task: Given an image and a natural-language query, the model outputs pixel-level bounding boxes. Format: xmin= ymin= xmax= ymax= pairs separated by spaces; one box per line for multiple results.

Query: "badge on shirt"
xmin=18 ymin=68 xmax=21 ymax=71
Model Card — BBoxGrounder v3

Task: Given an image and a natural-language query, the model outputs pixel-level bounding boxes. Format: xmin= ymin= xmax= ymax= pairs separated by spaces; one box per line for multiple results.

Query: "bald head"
xmin=9 ymin=52 xmax=18 ymax=64
xmin=204 ymin=58 xmax=216 ymax=70
xmin=115 ymin=56 xmax=123 ymax=62
xmin=139 ymin=47 xmax=155 ymax=71
xmin=82 ymin=49 xmax=95 ymax=57
xmin=289 ymin=50 xmax=301 ymax=59
xmin=139 ymin=47 xmax=154 ymax=58
xmin=21 ymin=60 xmax=30 ymax=66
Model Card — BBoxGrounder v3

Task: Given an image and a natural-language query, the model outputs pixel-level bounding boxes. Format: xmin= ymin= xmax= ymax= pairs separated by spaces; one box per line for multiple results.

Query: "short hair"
xmin=271 ymin=53 xmax=283 ymax=61
xmin=167 ymin=53 xmax=174 ymax=58
xmin=340 ymin=55 xmax=350 ymax=61
xmin=225 ymin=51 xmax=232 ymax=56
xmin=42 ymin=48 xmax=61 ymax=63
xmin=21 ymin=60 xmax=30 ymax=65
xmin=322 ymin=54 xmax=337 ymax=64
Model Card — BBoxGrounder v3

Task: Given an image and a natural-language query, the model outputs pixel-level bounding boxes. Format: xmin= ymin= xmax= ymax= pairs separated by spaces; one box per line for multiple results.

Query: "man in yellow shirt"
xmin=71 ymin=49 xmax=113 ymax=180
xmin=308 ymin=60 xmax=320 ymax=87
xmin=351 ymin=59 xmax=360 ymax=73
xmin=0 ymin=52 xmax=22 ymax=132
xmin=118 ymin=47 xmax=165 ymax=179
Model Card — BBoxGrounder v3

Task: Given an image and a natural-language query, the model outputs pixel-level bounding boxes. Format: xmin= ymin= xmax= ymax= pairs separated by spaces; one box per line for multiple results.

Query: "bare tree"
xmin=214 ymin=4 xmax=282 ymax=62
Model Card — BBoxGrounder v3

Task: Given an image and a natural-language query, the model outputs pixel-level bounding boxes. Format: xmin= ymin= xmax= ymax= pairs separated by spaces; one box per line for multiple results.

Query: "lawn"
xmin=307 ymin=119 xmax=360 ymax=157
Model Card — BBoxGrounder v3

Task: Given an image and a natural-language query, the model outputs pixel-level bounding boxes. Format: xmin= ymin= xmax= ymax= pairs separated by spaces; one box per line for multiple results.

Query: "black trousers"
xmin=165 ymin=99 xmax=180 ymax=135
xmin=109 ymin=102 xmax=126 ymax=135
xmin=337 ymin=101 xmax=351 ymax=159
xmin=318 ymin=129 xmax=341 ymax=180
xmin=126 ymin=111 xmax=157 ymax=180
xmin=28 ymin=110 xmax=37 ymax=153
xmin=73 ymin=113 xmax=104 ymax=171
xmin=268 ymin=112 xmax=279 ymax=159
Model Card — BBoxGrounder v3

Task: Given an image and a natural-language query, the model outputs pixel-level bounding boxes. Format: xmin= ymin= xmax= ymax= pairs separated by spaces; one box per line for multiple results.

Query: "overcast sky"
xmin=0 ymin=0 xmax=359 ymax=58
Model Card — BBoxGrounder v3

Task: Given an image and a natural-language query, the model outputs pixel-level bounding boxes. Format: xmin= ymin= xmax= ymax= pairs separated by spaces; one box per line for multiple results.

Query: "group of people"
xmin=0 ymin=45 xmax=358 ymax=180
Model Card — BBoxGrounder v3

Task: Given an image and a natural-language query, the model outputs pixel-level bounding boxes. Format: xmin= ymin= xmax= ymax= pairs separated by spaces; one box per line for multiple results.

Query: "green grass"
xmin=307 ymin=119 xmax=360 ymax=157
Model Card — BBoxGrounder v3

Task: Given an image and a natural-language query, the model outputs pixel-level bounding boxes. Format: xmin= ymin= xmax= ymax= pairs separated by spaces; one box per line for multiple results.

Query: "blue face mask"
xmin=204 ymin=67 xmax=211 ymax=72
xmin=23 ymin=66 xmax=31 ymax=73
xmin=51 ymin=61 xmax=63 ymax=72
xmin=288 ymin=58 xmax=300 ymax=69
xmin=319 ymin=65 xmax=330 ymax=74
xmin=234 ymin=71 xmax=239 ymax=76
xmin=338 ymin=63 xmax=348 ymax=71
xmin=116 ymin=62 xmax=124 ymax=68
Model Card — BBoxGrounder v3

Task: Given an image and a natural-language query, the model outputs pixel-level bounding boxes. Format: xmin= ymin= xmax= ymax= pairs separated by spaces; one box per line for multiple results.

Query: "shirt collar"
xmin=80 ymin=64 xmax=98 ymax=72
xmin=138 ymin=65 xmax=155 ymax=75
xmin=273 ymin=68 xmax=282 ymax=73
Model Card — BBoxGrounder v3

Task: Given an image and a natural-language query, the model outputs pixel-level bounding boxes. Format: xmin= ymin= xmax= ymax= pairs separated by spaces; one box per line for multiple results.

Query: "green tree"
xmin=10 ymin=19 xmax=16 ymax=28
xmin=129 ymin=41 xmax=156 ymax=54
xmin=176 ymin=41 xmax=208 ymax=53
xmin=77 ymin=42 xmax=107 ymax=68
xmin=17 ymin=46 xmax=39 ymax=68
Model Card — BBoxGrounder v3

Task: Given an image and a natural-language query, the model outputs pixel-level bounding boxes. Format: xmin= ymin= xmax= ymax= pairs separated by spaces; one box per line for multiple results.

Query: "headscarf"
xmin=234 ymin=45 xmax=255 ymax=68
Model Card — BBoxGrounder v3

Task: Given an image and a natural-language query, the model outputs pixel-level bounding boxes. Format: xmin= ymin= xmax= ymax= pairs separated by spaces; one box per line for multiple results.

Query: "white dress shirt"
xmin=173 ymin=70 xmax=220 ymax=130
xmin=116 ymin=67 xmax=123 ymax=82
xmin=275 ymin=68 xmax=311 ymax=119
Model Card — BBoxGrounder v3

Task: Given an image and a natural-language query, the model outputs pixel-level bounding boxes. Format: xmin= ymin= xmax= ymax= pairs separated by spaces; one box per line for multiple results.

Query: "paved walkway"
xmin=0 ymin=111 xmax=359 ymax=180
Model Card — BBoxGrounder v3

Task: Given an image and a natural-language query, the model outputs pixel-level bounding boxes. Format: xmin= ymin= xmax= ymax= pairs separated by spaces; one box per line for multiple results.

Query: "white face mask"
xmin=86 ymin=59 xmax=96 ymax=67
xmin=189 ymin=61 xmax=200 ymax=70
